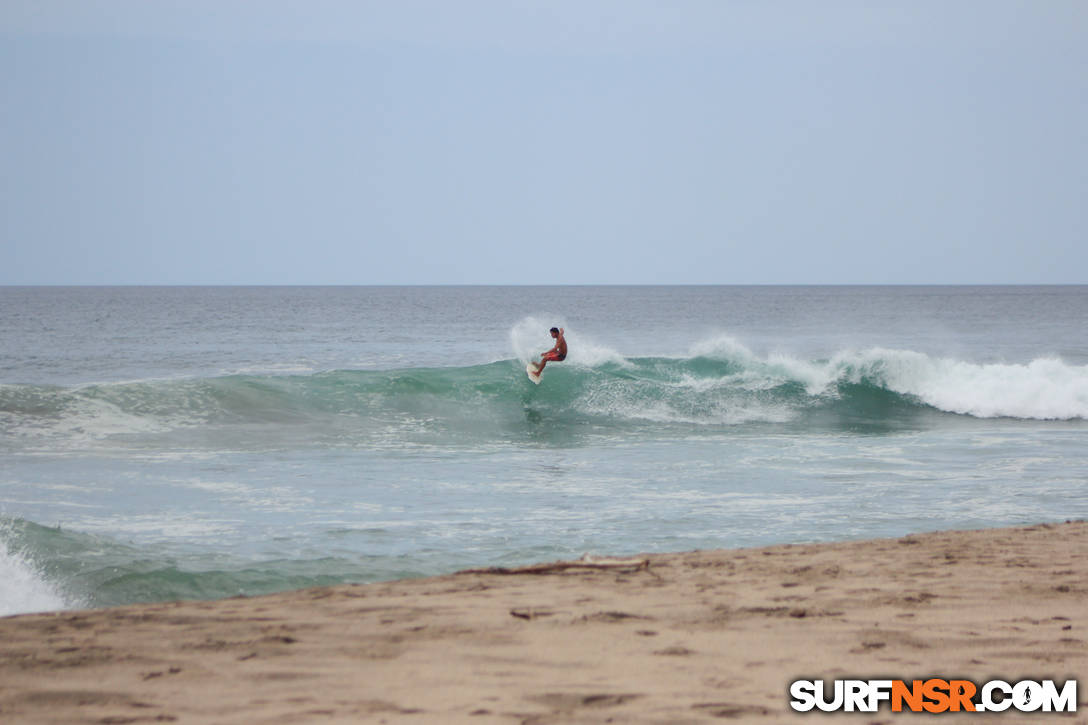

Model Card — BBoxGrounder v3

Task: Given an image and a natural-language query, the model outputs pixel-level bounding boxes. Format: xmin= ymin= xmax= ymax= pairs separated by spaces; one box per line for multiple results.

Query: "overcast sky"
xmin=2 ymin=1 xmax=1085 ymax=285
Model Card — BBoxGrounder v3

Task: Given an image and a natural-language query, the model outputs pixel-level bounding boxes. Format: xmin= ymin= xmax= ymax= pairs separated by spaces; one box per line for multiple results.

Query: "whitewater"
xmin=2 ymin=286 xmax=1086 ymax=617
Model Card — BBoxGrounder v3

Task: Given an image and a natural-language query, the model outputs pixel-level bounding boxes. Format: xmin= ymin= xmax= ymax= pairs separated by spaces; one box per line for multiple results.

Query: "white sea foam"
xmin=62 ymin=395 xmax=176 ymax=438
xmin=1 ymin=387 xmax=177 ymax=451
xmin=0 ymin=531 xmax=68 ymax=616
xmin=748 ymin=345 xmax=1088 ymax=420
xmin=71 ymin=514 xmax=242 ymax=540
xmin=578 ymin=370 xmax=797 ymax=426
xmin=828 ymin=349 xmax=1088 ymax=420
xmin=658 ymin=335 xmax=1088 ymax=421
xmin=181 ymin=479 xmax=315 ymax=512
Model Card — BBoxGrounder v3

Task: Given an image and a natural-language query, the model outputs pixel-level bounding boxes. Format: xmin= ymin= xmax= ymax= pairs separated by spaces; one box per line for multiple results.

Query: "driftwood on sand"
xmin=456 ymin=554 xmax=652 ymax=576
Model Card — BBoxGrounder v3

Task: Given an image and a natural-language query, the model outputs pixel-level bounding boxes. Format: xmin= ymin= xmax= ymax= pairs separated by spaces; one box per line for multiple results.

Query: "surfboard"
xmin=526 ymin=362 xmax=541 ymax=384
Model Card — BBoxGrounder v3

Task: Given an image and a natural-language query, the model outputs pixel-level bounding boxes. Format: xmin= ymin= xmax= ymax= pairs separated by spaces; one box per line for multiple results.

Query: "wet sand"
xmin=1 ymin=521 xmax=1085 ymax=724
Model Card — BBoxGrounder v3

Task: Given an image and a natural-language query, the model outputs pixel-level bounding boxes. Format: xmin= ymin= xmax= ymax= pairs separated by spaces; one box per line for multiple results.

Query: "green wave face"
xmin=2 ymin=350 xmax=1085 ymax=454
xmin=0 ymin=518 xmax=415 ymax=610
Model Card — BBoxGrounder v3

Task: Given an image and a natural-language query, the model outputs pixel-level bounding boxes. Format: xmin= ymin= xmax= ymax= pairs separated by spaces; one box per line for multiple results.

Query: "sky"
xmin=1 ymin=1 xmax=1085 ymax=285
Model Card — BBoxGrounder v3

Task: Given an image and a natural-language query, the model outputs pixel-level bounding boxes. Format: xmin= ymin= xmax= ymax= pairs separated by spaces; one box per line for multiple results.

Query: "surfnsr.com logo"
xmin=789 ymin=678 xmax=1077 ymax=713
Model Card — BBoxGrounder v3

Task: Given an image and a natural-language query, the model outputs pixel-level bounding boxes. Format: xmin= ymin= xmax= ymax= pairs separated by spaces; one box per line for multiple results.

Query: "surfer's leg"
xmin=534 ymin=351 xmax=560 ymax=374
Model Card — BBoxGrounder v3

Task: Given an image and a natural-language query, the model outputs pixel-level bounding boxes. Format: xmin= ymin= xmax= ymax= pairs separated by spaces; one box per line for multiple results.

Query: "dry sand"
xmin=1 ymin=521 xmax=1085 ymax=724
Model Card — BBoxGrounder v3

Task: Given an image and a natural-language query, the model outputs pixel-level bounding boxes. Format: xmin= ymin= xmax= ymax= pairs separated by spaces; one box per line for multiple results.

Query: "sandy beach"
xmin=1 ymin=521 xmax=1084 ymax=724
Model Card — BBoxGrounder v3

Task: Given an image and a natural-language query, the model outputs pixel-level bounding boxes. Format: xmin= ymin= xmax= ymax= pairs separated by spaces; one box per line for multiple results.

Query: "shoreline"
xmin=1 ymin=521 xmax=1085 ymax=723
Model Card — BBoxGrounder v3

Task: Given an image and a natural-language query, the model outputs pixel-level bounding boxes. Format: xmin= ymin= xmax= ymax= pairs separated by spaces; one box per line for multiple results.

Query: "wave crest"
xmin=826 ymin=349 xmax=1088 ymax=420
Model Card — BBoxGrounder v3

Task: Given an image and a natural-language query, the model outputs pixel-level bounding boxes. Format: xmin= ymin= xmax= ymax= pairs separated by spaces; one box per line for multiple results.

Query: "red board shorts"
xmin=542 ymin=351 xmax=565 ymax=362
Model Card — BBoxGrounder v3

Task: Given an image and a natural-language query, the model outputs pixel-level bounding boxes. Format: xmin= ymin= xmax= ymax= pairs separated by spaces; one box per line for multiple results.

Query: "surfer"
xmin=532 ymin=327 xmax=567 ymax=377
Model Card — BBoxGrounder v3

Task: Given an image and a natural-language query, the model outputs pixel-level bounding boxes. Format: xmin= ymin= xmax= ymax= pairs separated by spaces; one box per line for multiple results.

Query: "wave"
xmin=0 ymin=519 xmax=71 ymax=616
xmin=811 ymin=347 xmax=1088 ymax=420
xmin=2 ymin=341 xmax=1085 ymax=452
xmin=0 ymin=517 xmax=428 ymax=614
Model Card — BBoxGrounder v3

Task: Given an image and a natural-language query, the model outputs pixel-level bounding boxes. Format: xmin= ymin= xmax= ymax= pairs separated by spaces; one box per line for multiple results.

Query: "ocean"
xmin=2 ymin=285 xmax=1086 ymax=616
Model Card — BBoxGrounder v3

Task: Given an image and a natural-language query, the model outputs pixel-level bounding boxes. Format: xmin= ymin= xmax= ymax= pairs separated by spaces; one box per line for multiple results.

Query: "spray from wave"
xmin=509 ymin=317 xmax=627 ymax=367
xmin=0 ymin=519 xmax=71 ymax=616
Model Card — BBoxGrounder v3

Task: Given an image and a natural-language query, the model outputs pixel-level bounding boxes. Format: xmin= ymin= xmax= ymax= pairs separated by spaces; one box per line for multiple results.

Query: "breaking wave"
xmin=2 ymin=338 xmax=1085 ymax=454
xmin=0 ymin=518 xmax=417 ymax=613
